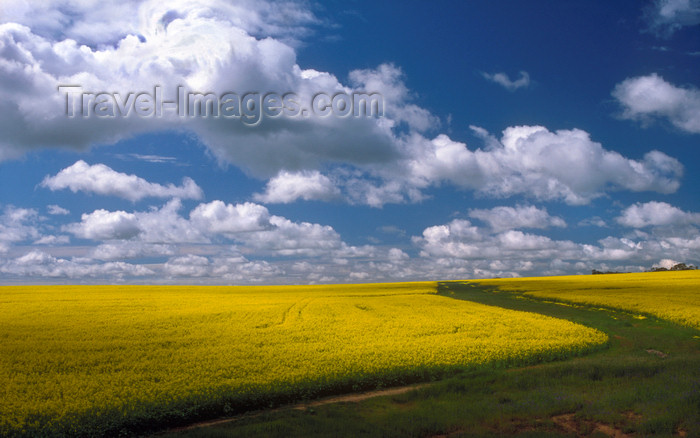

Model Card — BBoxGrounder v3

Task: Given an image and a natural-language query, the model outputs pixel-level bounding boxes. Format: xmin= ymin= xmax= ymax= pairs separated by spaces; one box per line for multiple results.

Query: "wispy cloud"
xmin=117 ymin=154 xmax=181 ymax=164
xmin=646 ymin=0 xmax=700 ymax=37
xmin=47 ymin=205 xmax=69 ymax=215
xmin=578 ymin=217 xmax=607 ymax=228
xmin=469 ymin=205 xmax=566 ymax=232
xmin=482 ymin=71 xmax=531 ymax=91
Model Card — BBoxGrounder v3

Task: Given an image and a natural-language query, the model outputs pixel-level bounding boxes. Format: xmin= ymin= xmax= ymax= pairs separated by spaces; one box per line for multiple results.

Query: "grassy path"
xmin=158 ymin=281 xmax=700 ymax=437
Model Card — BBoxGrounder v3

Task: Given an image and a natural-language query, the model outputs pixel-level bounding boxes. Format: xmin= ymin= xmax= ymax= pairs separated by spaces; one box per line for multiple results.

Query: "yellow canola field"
xmin=0 ymin=282 xmax=605 ymax=435
xmin=476 ymin=271 xmax=700 ymax=329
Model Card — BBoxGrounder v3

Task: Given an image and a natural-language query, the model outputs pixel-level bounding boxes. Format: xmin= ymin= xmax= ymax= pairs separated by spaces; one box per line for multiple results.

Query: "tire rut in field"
xmin=276 ymin=297 xmax=313 ymax=326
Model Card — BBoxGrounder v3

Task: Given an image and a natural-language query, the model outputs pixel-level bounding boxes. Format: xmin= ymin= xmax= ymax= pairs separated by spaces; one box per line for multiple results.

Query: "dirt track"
xmin=159 ymin=383 xmax=430 ymax=435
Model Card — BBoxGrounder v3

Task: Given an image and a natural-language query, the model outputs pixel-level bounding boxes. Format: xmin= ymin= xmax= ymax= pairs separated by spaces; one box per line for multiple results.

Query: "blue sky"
xmin=0 ymin=0 xmax=699 ymax=284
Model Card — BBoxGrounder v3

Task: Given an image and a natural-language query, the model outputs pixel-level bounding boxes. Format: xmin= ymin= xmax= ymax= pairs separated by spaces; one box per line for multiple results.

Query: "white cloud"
xmin=120 ymin=154 xmax=179 ymax=164
xmin=1 ymin=0 xmax=146 ymax=47
xmin=65 ymin=209 xmax=141 ymax=240
xmin=415 ymin=219 xmax=487 ymax=259
xmin=0 ymin=0 xmax=318 ymax=50
xmin=34 ymin=235 xmax=70 ymax=245
xmin=654 ymin=258 xmax=680 ymax=269
xmin=253 ymin=170 xmax=340 ymax=203
xmin=161 ymin=254 xmax=287 ymax=282
xmin=0 ymin=206 xmax=40 ymax=244
xmin=482 ymin=71 xmax=530 ymax=91
xmin=61 ymin=199 xmax=354 ymax=259
xmin=0 ymin=250 xmax=153 ymax=279
xmin=403 ymin=126 xmax=682 ymax=205
xmin=164 ymin=254 xmax=210 ymax=278
xmin=348 ymin=63 xmax=438 ymax=131
xmin=242 ymin=215 xmax=343 ymax=256
xmin=5 ymin=202 xmax=700 ymax=283
xmin=344 ymin=177 xmax=423 ymax=208
xmin=647 ymin=0 xmax=700 ymax=36
xmin=159 ymin=252 xmax=284 ymax=282
xmin=0 ymin=3 xmax=403 ymax=175
xmin=388 ymin=248 xmax=409 ymax=262
xmin=47 ymin=204 xmax=70 ymax=215
xmin=497 ymin=230 xmax=565 ymax=251
xmin=0 ymin=206 xmax=75 ymax=251
xmin=468 ymin=205 xmax=566 ymax=232
xmin=582 ymin=237 xmax=644 ymax=261
xmin=613 ymin=74 xmax=700 ymax=134
xmin=136 ymin=199 xmax=208 ymax=244
xmin=244 ymin=124 xmax=682 ymax=208
xmin=411 ymin=216 xmax=700 ymax=279
xmin=349 ymin=271 xmax=370 ymax=280
xmin=412 ymin=218 xmax=585 ymax=278
xmin=42 ymin=161 xmax=203 ymax=201
xmin=378 ymin=225 xmax=406 ymax=237
xmin=67 ymin=199 xmax=207 ymax=244
xmin=189 ymin=201 xmax=272 ymax=235
xmin=579 ymin=217 xmax=608 ymax=227
xmin=213 ymin=259 xmax=282 ymax=283
xmin=43 ymin=197 xmax=427 ymax=283
xmin=617 ymin=201 xmax=700 ymax=227
xmin=90 ymin=242 xmax=176 ymax=260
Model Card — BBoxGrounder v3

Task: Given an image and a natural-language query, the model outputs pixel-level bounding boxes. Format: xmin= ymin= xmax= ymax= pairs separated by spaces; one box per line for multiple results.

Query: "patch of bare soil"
xmin=291 ymin=383 xmax=429 ymax=409
xmin=551 ymin=413 xmax=633 ymax=438
xmin=428 ymin=430 xmax=464 ymax=438
xmin=646 ymin=349 xmax=668 ymax=358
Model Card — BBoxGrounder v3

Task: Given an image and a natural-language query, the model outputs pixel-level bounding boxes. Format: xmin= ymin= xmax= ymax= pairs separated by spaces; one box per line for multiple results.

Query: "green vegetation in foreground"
xmin=0 ymin=282 xmax=604 ymax=438
xmin=166 ymin=275 xmax=700 ymax=437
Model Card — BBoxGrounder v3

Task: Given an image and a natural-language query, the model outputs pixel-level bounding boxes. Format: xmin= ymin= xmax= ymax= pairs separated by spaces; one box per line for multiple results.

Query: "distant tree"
xmin=670 ymin=263 xmax=698 ymax=271
xmin=591 ymin=269 xmax=621 ymax=275
xmin=648 ymin=262 xmax=697 ymax=272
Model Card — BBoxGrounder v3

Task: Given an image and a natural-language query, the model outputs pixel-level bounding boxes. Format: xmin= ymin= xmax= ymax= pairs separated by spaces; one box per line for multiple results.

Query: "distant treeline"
xmin=647 ymin=263 xmax=698 ymax=272
xmin=592 ymin=262 xmax=698 ymax=275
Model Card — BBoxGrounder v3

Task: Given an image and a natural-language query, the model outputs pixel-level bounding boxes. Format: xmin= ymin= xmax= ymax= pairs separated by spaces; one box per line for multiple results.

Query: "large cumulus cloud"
xmin=0 ymin=0 xmax=684 ymax=206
